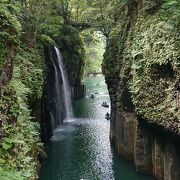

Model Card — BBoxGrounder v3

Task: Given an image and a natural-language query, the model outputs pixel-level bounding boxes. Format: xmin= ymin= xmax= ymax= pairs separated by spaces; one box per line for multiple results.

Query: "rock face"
xmin=41 ymin=26 xmax=86 ymax=142
xmin=102 ymin=0 xmax=180 ymax=179
xmin=55 ymin=25 xmax=86 ymax=100
xmin=74 ymin=83 xmax=86 ymax=100
xmin=41 ymin=47 xmax=65 ymax=142
xmin=110 ymin=107 xmax=180 ymax=179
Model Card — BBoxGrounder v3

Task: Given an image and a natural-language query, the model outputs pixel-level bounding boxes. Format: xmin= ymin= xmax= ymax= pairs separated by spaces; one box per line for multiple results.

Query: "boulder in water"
xmin=38 ymin=149 xmax=48 ymax=161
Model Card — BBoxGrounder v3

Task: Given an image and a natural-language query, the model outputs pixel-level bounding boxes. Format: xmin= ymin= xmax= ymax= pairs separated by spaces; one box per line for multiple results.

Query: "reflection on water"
xmin=40 ymin=75 xmax=154 ymax=180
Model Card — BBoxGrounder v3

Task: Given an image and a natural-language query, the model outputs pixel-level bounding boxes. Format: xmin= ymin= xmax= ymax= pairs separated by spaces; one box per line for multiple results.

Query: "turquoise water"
xmin=40 ymin=76 xmax=154 ymax=180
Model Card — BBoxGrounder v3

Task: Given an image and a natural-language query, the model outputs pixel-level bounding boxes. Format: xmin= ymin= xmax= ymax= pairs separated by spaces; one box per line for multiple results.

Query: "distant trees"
xmin=0 ymin=0 xmax=67 ymax=47
xmin=68 ymin=0 xmax=120 ymax=37
xmin=82 ymin=30 xmax=105 ymax=75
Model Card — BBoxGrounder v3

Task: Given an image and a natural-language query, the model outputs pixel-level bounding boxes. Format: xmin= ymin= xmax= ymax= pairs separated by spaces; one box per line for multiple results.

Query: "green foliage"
xmin=14 ymin=45 xmax=44 ymax=100
xmin=101 ymin=0 xmax=180 ymax=132
xmin=160 ymin=0 xmax=180 ymax=27
xmin=38 ymin=34 xmax=55 ymax=45
xmin=55 ymin=24 xmax=85 ymax=84
xmin=0 ymin=4 xmax=22 ymax=34
xmin=0 ymin=3 xmax=22 ymax=40
xmin=0 ymin=0 xmax=80 ymax=179
xmin=0 ymin=2 xmax=22 ymax=67
xmin=0 ymin=12 xmax=43 ymax=176
xmin=68 ymin=0 xmax=122 ymax=36
xmin=81 ymin=30 xmax=105 ymax=75
xmin=0 ymin=67 xmax=41 ymax=179
xmin=69 ymin=0 xmax=88 ymax=22
xmin=128 ymin=13 xmax=180 ymax=127
xmin=0 ymin=41 xmax=7 ymax=65
xmin=17 ymin=0 xmax=56 ymax=38
xmin=39 ymin=16 xmax=64 ymax=38
xmin=58 ymin=25 xmax=83 ymax=47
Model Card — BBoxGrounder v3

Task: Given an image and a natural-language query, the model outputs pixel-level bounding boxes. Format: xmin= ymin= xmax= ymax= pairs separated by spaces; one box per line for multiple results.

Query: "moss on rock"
xmin=103 ymin=0 xmax=180 ymax=134
xmin=55 ymin=25 xmax=85 ymax=87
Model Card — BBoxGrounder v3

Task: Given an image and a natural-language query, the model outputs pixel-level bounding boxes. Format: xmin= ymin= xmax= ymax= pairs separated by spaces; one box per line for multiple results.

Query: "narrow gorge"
xmin=102 ymin=0 xmax=180 ymax=179
xmin=0 ymin=0 xmax=179 ymax=180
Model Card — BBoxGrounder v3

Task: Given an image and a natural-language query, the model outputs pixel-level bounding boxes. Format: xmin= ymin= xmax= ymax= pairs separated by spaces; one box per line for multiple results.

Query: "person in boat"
xmin=102 ymin=101 xmax=109 ymax=107
xmin=102 ymin=101 xmax=107 ymax=106
xmin=90 ymin=94 xmax=95 ymax=99
xmin=106 ymin=112 xmax=110 ymax=117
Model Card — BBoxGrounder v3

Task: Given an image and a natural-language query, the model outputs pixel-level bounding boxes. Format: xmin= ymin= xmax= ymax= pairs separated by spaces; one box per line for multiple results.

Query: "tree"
xmin=68 ymin=0 xmax=121 ymax=37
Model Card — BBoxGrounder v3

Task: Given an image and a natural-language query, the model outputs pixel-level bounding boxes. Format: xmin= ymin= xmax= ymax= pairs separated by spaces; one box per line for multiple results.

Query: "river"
xmin=40 ymin=75 xmax=154 ymax=180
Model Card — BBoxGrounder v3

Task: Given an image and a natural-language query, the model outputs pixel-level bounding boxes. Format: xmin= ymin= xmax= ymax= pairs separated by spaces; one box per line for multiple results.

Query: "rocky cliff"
xmin=0 ymin=3 xmax=85 ymax=178
xmin=55 ymin=25 xmax=86 ymax=99
xmin=41 ymin=25 xmax=86 ymax=142
xmin=102 ymin=0 xmax=180 ymax=179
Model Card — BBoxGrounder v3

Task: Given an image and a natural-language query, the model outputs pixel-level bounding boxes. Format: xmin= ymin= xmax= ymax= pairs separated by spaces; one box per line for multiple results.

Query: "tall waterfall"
xmin=54 ymin=47 xmax=73 ymax=120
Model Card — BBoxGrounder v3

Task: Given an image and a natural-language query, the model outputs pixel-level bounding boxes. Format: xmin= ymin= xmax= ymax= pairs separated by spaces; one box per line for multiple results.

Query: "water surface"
xmin=40 ymin=75 xmax=154 ymax=180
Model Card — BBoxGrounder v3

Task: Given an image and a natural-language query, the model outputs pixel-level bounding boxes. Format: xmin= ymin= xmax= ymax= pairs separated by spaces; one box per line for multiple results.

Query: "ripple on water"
xmin=40 ymin=76 xmax=154 ymax=180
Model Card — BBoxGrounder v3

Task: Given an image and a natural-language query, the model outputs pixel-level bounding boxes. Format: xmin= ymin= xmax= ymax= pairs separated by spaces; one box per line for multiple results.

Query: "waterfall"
xmin=54 ymin=47 xmax=73 ymax=120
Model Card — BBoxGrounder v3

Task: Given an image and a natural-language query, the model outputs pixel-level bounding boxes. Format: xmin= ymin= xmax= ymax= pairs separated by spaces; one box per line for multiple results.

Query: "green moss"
xmin=14 ymin=45 xmax=44 ymax=100
xmin=0 ymin=41 xmax=7 ymax=65
xmin=128 ymin=12 xmax=180 ymax=131
xmin=0 ymin=80 xmax=40 ymax=180
xmin=0 ymin=5 xmax=21 ymax=42
xmin=103 ymin=1 xmax=180 ymax=132
xmin=0 ymin=3 xmax=21 ymax=70
xmin=55 ymin=25 xmax=85 ymax=86
xmin=0 ymin=44 xmax=43 ymax=179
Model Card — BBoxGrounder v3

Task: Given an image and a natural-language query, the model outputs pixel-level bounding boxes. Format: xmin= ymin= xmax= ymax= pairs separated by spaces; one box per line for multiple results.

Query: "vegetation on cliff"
xmin=0 ymin=1 xmax=48 ymax=178
xmin=129 ymin=10 xmax=180 ymax=132
xmin=0 ymin=0 xmax=179 ymax=179
xmin=55 ymin=24 xmax=85 ymax=86
xmin=0 ymin=0 xmax=86 ymax=179
xmin=101 ymin=0 xmax=180 ymax=133
xmin=82 ymin=30 xmax=105 ymax=75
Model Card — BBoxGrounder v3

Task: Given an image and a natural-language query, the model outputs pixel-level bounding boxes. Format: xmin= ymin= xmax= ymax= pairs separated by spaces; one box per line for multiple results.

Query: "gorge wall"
xmin=102 ymin=0 xmax=180 ymax=179
xmin=55 ymin=25 xmax=86 ymax=100
xmin=41 ymin=25 xmax=85 ymax=142
xmin=0 ymin=2 xmax=85 ymax=178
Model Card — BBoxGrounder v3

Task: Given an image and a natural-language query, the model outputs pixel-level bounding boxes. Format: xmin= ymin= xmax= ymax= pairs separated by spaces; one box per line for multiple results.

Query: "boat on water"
xmin=102 ymin=101 xmax=109 ymax=108
xmin=90 ymin=94 xmax=95 ymax=99
xmin=105 ymin=113 xmax=110 ymax=120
